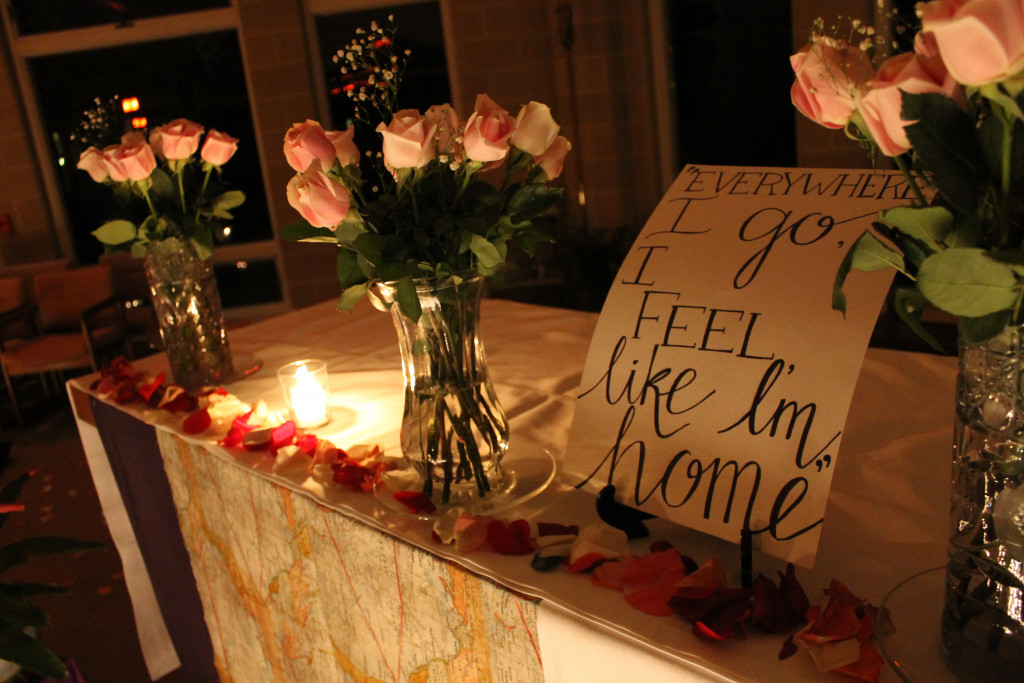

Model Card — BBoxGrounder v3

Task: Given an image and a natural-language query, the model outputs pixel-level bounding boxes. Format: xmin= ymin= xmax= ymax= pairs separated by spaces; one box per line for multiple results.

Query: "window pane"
xmin=316 ymin=2 xmax=451 ymax=134
xmin=10 ymin=0 xmax=230 ymax=36
xmin=215 ymin=260 xmax=281 ymax=309
xmin=669 ymin=0 xmax=795 ymax=168
xmin=29 ymin=31 xmax=273 ymax=268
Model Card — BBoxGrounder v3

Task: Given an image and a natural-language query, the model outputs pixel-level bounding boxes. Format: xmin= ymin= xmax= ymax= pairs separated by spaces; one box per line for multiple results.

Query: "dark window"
xmin=316 ymin=2 xmax=451 ymax=134
xmin=10 ymin=0 xmax=230 ymax=36
xmin=214 ymin=260 xmax=281 ymax=309
xmin=29 ymin=30 xmax=272 ymax=266
xmin=668 ymin=0 xmax=795 ymax=168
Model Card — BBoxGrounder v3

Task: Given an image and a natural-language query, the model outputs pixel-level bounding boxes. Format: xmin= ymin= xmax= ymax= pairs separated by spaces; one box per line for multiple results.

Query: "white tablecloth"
xmin=70 ymin=296 xmax=958 ymax=682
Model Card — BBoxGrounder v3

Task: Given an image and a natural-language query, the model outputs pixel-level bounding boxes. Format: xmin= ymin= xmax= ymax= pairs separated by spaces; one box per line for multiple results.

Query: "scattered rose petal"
xmin=453 ymin=515 xmax=491 ymax=553
xmin=182 ymin=408 xmax=212 ymax=434
xmin=569 ymin=522 xmax=630 ymax=568
xmin=393 ymin=491 xmax=436 ymax=514
xmin=486 ymin=519 xmax=534 ymax=555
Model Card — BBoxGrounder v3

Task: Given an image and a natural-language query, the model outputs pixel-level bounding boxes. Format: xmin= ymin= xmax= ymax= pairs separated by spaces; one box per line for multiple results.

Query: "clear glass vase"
xmin=144 ymin=238 xmax=233 ymax=394
xmin=373 ymin=275 xmax=510 ymax=506
xmin=943 ymin=324 xmax=1024 ymax=680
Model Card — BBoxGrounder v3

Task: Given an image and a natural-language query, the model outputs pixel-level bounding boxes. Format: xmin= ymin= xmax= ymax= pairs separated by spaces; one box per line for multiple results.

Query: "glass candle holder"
xmin=278 ymin=359 xmax=330 ymax=429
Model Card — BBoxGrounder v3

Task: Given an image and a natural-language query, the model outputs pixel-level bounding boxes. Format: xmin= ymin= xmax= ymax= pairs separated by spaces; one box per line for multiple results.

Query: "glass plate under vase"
xmin=144 ymin=237 xmax=234 ymax=394
xmin=943 ymin=323 xmax=1024 ymax=681
xmin=370 ymin=274 xmax=553 ymax=514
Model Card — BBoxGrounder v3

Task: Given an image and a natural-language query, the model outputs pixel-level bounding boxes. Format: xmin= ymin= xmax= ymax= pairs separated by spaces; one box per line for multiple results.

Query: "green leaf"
xmin=848 ymin=231 xmax=905 ymax=273
xmin=902 ymin=91 xmax=987 ymax=216
xmin=212 ymin=190 xmax=245 ymax=211
xmin=0 ymin=582 xmax=68 ymax=598
xmin=92 ymin=219 xmax=137 ymax=246
xmin=352 ymin=232 xmax=384 ymax=266
xmin=281 ymin=220 xmax=336 ymax=242
xmin=396 ymin=275 xmax=422 ymax=322
xmin=337 ymin=283 xmax=368 ymax=311
xmin=917 ymin=248 xmax=1021 ymax=317
xmin=960 ymin=310 xmax=1012 ymax=344
xmin=336 ymin=249 xmax=366 ymax=289
xmin=508 ymin=184 xmax=563 ymax=222
xmin=0 ymin=537 xmax=102 ymax=574
xmin=833 ymin=231 xmax=905 ymax=314
xmin=468 ymin=234 xmax=504 ymax=270
xmin=191 ymin=228 xmax=214 ymax=260
xmin=148 ymin=167 xmax=174 ymax=199
xmin=130 ymin=241 xmax=149 ymax=259
xmin=892 ymin=288 xmax=947 ymax=354
xmin=0 ymin=594 xmax=47 ymax=628
xmin=880 ymin=205 xmax=954 ymax=251
xmin=0 ymin=624 xmax=68 ymax=678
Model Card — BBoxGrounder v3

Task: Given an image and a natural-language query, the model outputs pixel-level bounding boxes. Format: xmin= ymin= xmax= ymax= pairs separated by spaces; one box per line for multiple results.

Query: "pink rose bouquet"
xmin=792 ymin=2 xmax=1024 ymax=347
xmin=78 ymin=118 xmax=245 ymax=259
xmin=282 ymin=19 xmax=571 ymax=320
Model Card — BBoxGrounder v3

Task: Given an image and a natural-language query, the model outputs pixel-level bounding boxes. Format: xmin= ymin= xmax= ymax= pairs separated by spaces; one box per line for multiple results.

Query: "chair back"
xmin=0 ymin=276 xmax=31 ymax=341
xmin=34 ymin=264 xmax=116 ymax=332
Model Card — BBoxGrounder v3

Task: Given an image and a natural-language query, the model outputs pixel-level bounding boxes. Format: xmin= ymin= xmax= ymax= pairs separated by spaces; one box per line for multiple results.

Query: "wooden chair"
xmin=0 ymin=264 xmax=131 ymax=423
xmin=99 ymin=252 xmax=161 ymax=355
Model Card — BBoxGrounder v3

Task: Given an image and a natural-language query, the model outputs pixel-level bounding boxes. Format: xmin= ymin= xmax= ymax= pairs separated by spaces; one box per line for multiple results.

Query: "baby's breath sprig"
xmin=69 ymin=95 xmax=124 ymax=149
xmin=332 ymin=14 xmax=411 ymax=130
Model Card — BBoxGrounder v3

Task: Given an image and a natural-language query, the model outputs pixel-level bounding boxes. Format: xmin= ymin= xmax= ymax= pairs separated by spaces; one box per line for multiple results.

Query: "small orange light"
xmin=122 ymin=97 xmax=140 ymax=113
xmin=131 ymin=117 xmax=148 ymax=129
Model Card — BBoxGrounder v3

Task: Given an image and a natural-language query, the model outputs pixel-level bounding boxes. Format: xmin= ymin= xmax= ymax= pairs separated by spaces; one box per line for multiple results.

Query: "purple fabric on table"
xmin=91 ymin=398 xmax=218 ymax=683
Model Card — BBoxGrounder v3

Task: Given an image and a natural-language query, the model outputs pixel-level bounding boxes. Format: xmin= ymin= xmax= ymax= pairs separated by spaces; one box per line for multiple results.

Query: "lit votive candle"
xmin=278 ymin=359 xmax=330 ymax=429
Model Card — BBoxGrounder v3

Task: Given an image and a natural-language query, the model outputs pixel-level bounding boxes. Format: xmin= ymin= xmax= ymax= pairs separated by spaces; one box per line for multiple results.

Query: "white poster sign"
xmin=562 ymin=165 xmax=906 ymax=566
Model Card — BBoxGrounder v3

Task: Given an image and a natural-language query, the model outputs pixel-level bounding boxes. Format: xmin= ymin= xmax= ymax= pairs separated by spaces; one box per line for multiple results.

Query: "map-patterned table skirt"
xmin=158 ymin=431 xmax=544 ymax=683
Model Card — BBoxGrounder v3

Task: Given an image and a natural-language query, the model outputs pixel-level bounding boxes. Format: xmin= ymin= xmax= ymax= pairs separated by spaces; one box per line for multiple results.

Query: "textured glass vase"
xmin=373 ymin=275 xmax=510 ymax=506
xmin=144 ymin=238 xmax=233 ymax=394
xmin=944 ymin=324 xmax=1024 ymax=680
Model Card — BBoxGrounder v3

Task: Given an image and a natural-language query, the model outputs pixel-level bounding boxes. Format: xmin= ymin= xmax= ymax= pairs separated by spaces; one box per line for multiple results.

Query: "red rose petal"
xmin=332 ymin=462 xmax=374 ymax=491
xmin=486 ymin=519 xmax=534 ymax=555
xmin=182 ymin=408 xmax=212 ymax=435
xmin=393 ymin=491 xmax=436 ymax=514
xmin=834 ymin=641 xmax=884 ymax=683
xmin=137 ymin=372 xmax=165 ymax=402
xmin=537 ymin=522 xmax=579 ymax=537
xmin=271 ymin=421 xmax=297 ymax=449
xmin=566 ymin=552 xmax=608 ymax=573
xmin=591 ymin=556 xmax=637 ymax=591
xmin=296 ymin=434 xmax=318 ymax=455
xmin=621 ymin=549 xmax=685 ymax=593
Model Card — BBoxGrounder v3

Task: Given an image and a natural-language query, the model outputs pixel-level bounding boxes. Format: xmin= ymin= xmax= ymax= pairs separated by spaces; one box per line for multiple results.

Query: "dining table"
xmin=66 ymin=294 xmax=959 ymax=682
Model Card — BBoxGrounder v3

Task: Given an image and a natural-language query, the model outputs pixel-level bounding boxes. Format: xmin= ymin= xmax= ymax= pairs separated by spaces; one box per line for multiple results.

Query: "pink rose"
xmin=283 ymin=120 xmax=339 ymax=173
xmin=325 ymin=126 xmax=360 ymax=167
xmin=426 ymin=104 xmax=460 ymax=158
xmin=534 ymin=135 xmax=571 ymax=180
xmin=201 ymin=130 xmax=239 ymax=166
xmin=857 ymin=51 xmax=963 ymax=157
xmin=77 ymin=147 xmax=108 ymax=182
xmin=462 ymin=94 xmax=516 ymax=162
xmin=790 ymin=39 xmax=875 ymax=129
xmin=920 ymin=0 xmax=1024 ymax=86
xmin=286 ymin=162 xmax=351 ymax=228
xmin=151 ymin=118 xmax=205 ymax=160
xmin=102 ymin=141 xmax=157 ymax=182
xmin=511 ymin=101 xmax=560 ymax=156
xmin=375 ymin=109 xmax=438 ymax=170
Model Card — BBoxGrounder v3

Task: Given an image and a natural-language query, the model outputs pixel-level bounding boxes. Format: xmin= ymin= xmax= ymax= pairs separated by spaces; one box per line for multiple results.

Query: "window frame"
xmin=2 ymin=2 xmax=288 ymax=319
